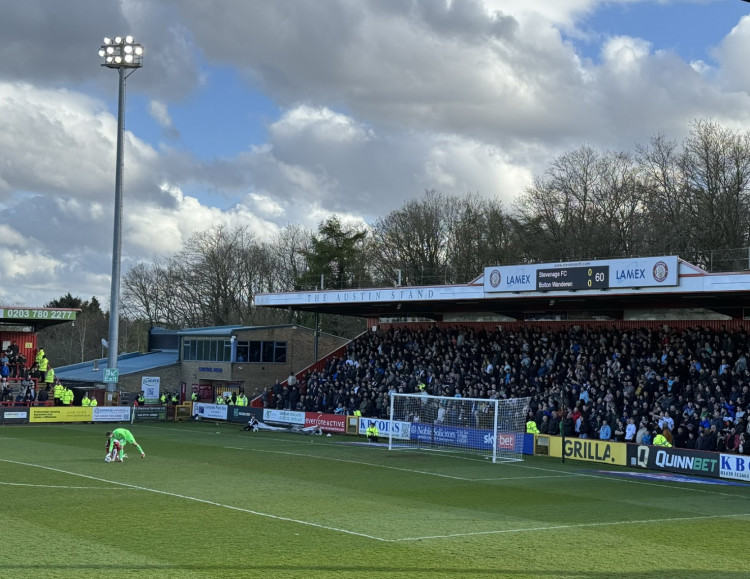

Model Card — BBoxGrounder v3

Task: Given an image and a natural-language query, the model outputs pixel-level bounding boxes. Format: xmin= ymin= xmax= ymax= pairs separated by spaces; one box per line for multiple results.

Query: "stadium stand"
xmin=262 ymin=323 xmax=750 ymax=454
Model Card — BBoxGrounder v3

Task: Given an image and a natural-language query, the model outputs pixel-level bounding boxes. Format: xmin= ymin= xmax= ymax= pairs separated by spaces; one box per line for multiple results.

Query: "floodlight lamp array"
xmin=99 ymin=36 xmax=143 ymax=68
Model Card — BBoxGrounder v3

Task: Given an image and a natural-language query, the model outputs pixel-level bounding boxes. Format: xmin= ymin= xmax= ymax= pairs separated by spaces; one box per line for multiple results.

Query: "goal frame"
xmin=388 ymin=392 xmax=530 ymax=463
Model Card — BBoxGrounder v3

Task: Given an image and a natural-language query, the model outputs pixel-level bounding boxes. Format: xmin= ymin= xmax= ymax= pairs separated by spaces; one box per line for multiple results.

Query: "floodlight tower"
xmin=98 ymin=36 xmax=143 ymax=386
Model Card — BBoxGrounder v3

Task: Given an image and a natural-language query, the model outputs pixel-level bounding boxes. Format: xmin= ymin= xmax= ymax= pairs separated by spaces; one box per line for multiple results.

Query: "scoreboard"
xmin=536 ymin=266 xmax=608 ymax=291
xmin=483 ymin=256 xmax=678 ymax=293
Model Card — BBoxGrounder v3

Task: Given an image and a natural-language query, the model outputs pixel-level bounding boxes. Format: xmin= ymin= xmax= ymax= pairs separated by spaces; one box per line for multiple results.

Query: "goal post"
xmin=388 ymin=393 xmax=531 ymax=463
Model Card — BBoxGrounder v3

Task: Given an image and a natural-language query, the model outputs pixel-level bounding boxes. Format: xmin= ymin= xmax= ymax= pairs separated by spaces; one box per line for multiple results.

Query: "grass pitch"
xmin=1 ymin=421 xmax=748 ymax=579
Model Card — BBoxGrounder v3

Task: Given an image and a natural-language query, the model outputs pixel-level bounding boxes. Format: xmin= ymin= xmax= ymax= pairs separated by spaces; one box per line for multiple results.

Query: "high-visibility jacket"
xmin=353 ymin=410 xmax=362 ymax=417
xmin=191 ymin=392 xmax=199 ymax=402
xmin=237 ymin=395 xmax=248 ymax=406
xmin=45 ymin=368 xmax=55 ymax=384
xmin=216 ymin=396 xmax=225 ymax=404
xmin=39 ymin=358 xmax=49 ymax=372
xmin=366 ymin=425 xmax=379 ymax=437
xmin=35 ymin=349 xmax=45 ymax=364
xmin=53 ymin=383 xmax=64 ymax=400
xmin=63 ymin=389 xmax=74 ymax=405
xmin=90 ymin=397 xmax=98 ymax=407
xmin=526 ymin=420 xmax=540 ymax=434
xmin=82 ymin=396 xmax=91 ymax=407
xmin=653 ymin=434 xmax=672 ymax=447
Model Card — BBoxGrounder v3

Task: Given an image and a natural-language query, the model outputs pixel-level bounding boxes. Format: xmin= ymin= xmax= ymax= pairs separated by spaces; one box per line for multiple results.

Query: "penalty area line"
xmin=393 ymin=512 xmax=750 ymax=542
xmin=0 ymin=458 xmax=388 ymax=542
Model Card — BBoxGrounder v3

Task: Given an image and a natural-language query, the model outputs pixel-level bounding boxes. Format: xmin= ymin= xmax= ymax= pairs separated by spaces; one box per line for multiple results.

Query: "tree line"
xmin=40 ymin=119 xmax=750 ymax=357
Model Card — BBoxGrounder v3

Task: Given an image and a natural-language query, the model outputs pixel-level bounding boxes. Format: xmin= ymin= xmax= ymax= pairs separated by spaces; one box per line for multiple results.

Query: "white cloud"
xmin=148 ymin=99 xmax=179 ymax=138
xmin=715 ymin=15 xmax=750 ymax=93
xmin=601 ymin=36 xmax=652 ymax=74
xmin=0 ymin=0 xmax=750 ymax=308
xmin=271 ymin=105 xmax=374 ymax=144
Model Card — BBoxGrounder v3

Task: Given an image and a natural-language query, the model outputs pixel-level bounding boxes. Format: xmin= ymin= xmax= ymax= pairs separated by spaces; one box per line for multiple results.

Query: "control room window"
xmin=233 ymin=340 xmax=286 ymax=363
xmin=271 ymin=342 xmax=286 ymax=363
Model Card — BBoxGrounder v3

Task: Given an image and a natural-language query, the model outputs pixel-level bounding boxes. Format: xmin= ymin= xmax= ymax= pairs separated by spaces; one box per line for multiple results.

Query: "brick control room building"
xmin=179 ymin=324 xmax=348 ymax=399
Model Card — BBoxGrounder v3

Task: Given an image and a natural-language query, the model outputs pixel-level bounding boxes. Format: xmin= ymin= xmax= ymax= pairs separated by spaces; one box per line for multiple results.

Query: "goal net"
xmin=388 ymin=393 xmax=531 ymax=463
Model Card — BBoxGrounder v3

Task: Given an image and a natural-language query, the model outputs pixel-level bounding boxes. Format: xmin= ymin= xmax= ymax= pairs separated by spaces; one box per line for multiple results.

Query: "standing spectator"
xmin=599 ymin=419 xmax=612 ymax=441
xmin=624 ymin=418 xmax=636 ymax=443
xmin=38 ymin=356 xmax=49 ymax=383
xmin=613 ymin=419 xmax=625 ymax=442
xmin=0 ymin=361 xmax=9 ymax=389
xmin=37 ymin=385 xmax=49 ymax=403
xmin=45 ymin=366 xmax=55 ymax=391
xmin=28 ymin=362 xmax=40 ymax=381
xmin=53 ymin=380 xmax=64 ymax=406
xmin=673 ymin=425 xmax=688 ymax=448
xmin=63 ymin=385 xmax=74 ymax=406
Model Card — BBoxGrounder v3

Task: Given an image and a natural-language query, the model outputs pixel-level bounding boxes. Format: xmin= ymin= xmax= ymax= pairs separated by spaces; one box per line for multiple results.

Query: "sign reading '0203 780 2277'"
xmin=0 ymin=307 xmax=77 ymax=321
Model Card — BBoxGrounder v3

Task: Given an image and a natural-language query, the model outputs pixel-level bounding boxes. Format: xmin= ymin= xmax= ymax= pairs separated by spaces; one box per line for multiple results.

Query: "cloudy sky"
xmin=1 ymin=0 xmax=749 ymax=308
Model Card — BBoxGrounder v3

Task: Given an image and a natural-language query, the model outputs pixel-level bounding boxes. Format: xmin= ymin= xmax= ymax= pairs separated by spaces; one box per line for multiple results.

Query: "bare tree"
xmin=513 ymin=146 xmax=648 ymax=261
xmin=639 ymin=120 xmax=750 ymax=269
xmin=370 ymin=190 xmax=456 ymax=285
xmin=638 ymin=133 xmax=692 ymax=256
xmin=268 ymin=224 xmax=313 ymax=291
xmin=447 ymin=194 xmax=513 ymax=281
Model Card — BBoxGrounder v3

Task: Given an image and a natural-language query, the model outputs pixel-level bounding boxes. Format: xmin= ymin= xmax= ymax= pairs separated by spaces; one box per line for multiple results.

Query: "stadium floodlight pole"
xmin=98 ymin=36 xmax=143 ymax=388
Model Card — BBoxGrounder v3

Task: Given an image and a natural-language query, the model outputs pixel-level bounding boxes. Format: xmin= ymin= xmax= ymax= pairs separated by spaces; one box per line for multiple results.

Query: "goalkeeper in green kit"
xmin=106 ymin=428 xmax=145 ymax=462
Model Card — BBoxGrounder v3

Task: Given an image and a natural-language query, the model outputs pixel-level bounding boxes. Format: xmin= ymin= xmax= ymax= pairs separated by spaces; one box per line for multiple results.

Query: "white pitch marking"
xmin=0 ymin=458 xmax=388 ymax=542
xmin=1 ymin=457 xmax=747 ymax=543
xmin=393 ymin=512 xmax=750 ymax=542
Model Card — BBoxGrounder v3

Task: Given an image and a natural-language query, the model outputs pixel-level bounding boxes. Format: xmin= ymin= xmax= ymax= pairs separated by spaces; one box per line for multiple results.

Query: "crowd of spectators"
xmin=0 ymin=343 xmax=56 ymax=404
xmin=260 ymin=324 xmax=750 ymax=455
